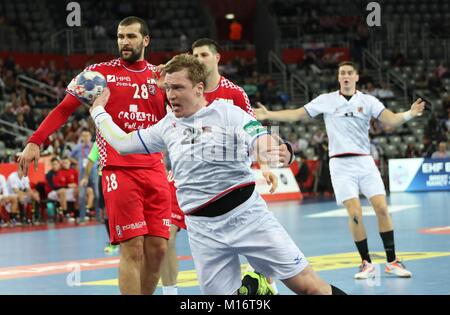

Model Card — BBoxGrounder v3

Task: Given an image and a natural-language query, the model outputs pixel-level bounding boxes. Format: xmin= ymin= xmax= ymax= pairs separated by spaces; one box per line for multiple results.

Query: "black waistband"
xmin=190 ymin=184 xmax=255 ymax=217
xmin=330 ymin=153 xmax=370 ymax=159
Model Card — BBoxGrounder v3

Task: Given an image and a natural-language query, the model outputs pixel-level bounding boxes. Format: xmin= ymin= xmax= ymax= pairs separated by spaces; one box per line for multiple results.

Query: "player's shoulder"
xmin=210 ymin=99 xmax=246 ymax=117
xmin=85 ymin=58 xmax=123 ymax=71
xmin=357 ymin=90 xmax=382 ymax=103
xmin=220 ymin=76 xmax=245 ymax=92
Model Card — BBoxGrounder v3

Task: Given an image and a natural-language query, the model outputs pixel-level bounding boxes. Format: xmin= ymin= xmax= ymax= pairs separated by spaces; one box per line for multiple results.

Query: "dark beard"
xmin=120 ymin=44 xmax=143 ymax=63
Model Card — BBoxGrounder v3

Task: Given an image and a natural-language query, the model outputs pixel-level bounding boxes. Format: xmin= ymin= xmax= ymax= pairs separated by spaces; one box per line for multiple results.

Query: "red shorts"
xmin=102 ymin=166 xmax=171 ymax=245
xmin=169 ymin=180 xmax=186 ymax=230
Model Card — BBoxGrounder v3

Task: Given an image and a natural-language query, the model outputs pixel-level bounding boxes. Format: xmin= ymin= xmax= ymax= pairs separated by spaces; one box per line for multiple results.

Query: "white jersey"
xmin=7 ymin=172 xmax=30 ymax=194
xmin=0 ymin=174 xmax=8 ymax=196
xmin=92 ymin=100 xmax=268 ymax=214
xmin=304 ymin=90 xmax=385 ymax=157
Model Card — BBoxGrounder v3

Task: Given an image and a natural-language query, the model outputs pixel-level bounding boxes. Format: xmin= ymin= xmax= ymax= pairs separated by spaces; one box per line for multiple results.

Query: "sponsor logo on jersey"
xmin=116 ymin=225 xmax=122 ymax=238
xmin=243 ymin=121 xmax=266 ymax=137
xmin=118 ymin=104 xmax=159 ymax=129
xmin=107 ymin=75 xmax=116 ymax=82
xmin=163 ymin=219 xmax=171 ymax=227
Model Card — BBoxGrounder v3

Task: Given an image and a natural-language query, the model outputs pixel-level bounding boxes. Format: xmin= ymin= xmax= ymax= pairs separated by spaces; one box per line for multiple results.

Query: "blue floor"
xmin=0 ymin=191 xmax=449 ymax=295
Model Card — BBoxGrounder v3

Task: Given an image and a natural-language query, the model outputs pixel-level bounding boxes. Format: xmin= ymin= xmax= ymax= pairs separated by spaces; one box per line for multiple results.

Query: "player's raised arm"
xmin=254 ymin=102 xmax=310 ymax=122
xmin=90 ymin=88 xmax=165 ymax=155
xmin=378 ymin=98 xmax=426 ymax=128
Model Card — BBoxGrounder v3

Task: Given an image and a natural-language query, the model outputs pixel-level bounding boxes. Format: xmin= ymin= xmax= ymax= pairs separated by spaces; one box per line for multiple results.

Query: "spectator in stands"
xmin=21 ymin=105 xmax=37 ymax=130
xmin=390 ymin=49 xmax=406 ymax=67
xmin=69 ymin=128 xmax=99 ymax=222
xmin=294 ymin=154 xmax=310 ymax=191
xmin=420 ymin=136 xmax=437 ymax=158
xmin=363 ymin=82 xmax=377 ymax=97
xmin=46 ymin=157 xmax=68 ymax=215
xmin=7 ymin=168 xmax=41 ymax=224
xmin=94 ymin=24 xmax=107 ymax=38
xmin=178 ymin=32 xmax=189 ymax=52
xmin=435 ymin=62 xmax=449 ymax=80
xmin=431 ymin=141 xmax=450 ymax=159
xmin=376 ymin=82 xmax=394 ymax=100
xmin=289 ymin=133 xmax=308 ymax=155
xmin=415 ymin=73 xmax=429 ymax=90
xmin=443 ymin=95 xmax=450 ymax=113
xmin=445 ymin=110 xmax=450 ymax=132
xmin=60 ymin=157 xmax=81 ymax=220
xmin=229 ymin=19 xmax=243 ymax=42
xmin=404 ymin=143 xmax=420 ymax=158
xmin=428 ymin=72 xmax=443 ymax=94
xmin=311 ymin=129 xmax=325 ymax=148
xmin=0 ymin=73 xmax=5 ymax=99
xmin=0 ymin=174 xmax=19 ymax=226
xmin=64 ymin=120 xmax=83 ymax=143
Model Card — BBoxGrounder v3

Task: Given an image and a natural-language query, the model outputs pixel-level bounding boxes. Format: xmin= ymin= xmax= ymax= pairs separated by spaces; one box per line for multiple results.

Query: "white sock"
xmin=162 ymin=285 xmax=178 ymax=295
xmin=270 ymin=280 xmax=279 ymax=294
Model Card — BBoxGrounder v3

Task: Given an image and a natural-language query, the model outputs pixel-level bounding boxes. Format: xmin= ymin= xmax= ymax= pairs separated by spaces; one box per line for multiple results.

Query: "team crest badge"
xmin=116 ymin=225 xmax=123 ymax=238
xmin=147 ymin=78 xmax=156 ymax=95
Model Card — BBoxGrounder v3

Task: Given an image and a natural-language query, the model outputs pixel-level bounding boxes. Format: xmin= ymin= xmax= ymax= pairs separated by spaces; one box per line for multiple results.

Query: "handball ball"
xmin=72 ymin=70 xmax=107 ymax=104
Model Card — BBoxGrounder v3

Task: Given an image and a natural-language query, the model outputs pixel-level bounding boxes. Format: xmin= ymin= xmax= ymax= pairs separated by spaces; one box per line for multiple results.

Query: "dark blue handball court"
xmin=0 ymin=191 xmax=449 ymax=295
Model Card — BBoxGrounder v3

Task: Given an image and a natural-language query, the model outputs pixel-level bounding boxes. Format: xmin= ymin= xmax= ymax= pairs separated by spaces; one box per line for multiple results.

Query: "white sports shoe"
xmin=385 ymin=259 xmax=412 ymax=278
xmin=354 ymin=260 xmax=376 ymax=279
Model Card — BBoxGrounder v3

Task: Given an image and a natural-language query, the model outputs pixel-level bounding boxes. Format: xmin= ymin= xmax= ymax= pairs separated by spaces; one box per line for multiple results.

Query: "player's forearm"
xmin=90 ymin=107 xmax=149 ymax=155
xmin=266 ymin=108 xmax=305 ymax=123
xmin=380 ymin=110 xmax=414 ymax=128
xmin=28 ymin=94 xmax=81 ymax=145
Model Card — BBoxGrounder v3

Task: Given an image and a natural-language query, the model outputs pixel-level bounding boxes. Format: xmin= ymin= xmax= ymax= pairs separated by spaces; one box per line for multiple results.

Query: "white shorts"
xmin=329 ymin=155 xmax=386 ymax=205
xmin=185 ymin=190 xmax=308 ymax=295
xmin=48 ymin=188 xmax=76 ymax=202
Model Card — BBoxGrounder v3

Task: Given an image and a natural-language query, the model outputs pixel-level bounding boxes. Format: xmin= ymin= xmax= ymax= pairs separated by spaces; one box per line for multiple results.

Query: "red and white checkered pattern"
xmin=96 ymin=129 xmax=108 ymax=168
xmin=219 ymin=77 xmax=255 ymax=117
xmin=86 ymin=58 xmax=122 ymax=70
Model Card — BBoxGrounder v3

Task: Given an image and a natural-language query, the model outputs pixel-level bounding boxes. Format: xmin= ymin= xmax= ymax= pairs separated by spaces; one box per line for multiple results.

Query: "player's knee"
xmin=121 ymin=238 xmax=144 ymax=262
xmin=348 ymin=211 xmax=363 ymax=225
xmin=375 ymin=206 xmax=389 ymax=217
xmin=305 ymin=283 xmax=330 ymax=295
xmin=146 ymin=239 xmax=168 ymax=260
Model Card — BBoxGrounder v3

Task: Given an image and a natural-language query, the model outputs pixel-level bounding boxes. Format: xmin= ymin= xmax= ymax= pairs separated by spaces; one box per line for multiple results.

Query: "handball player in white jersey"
xmin=90 ymin=54 xmax=346 ymax=295
xmin=255 ymin=61 xmax=425 ymax=280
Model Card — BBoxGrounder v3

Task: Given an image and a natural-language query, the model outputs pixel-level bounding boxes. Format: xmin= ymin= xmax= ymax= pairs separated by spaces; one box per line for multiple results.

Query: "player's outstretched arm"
xmin=254 ymin=102 xmax=309 ymax=123
xmin=17 ymin=94 xmax=82 ymax=177
xmin=90 ymin=88 xmax=164 ymax=155
xmin=378 ymin=98 xmax=425 ymax=128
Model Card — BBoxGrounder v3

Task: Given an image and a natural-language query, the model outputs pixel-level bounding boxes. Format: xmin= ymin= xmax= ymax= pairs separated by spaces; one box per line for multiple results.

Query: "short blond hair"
xmin=164 ymin=54 xmax=207 ymax=86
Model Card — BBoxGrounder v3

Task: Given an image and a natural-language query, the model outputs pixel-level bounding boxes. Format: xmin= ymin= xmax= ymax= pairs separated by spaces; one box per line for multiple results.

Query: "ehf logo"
xmin=116 ymin=225 xmax=123 ymax=238
xmin=392 ymin=165 xmax=409 ymax=185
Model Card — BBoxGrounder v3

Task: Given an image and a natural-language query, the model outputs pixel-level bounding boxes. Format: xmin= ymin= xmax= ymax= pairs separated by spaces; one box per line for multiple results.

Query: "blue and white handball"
xmin=71 ymin=70 xmax=107 ymax=104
